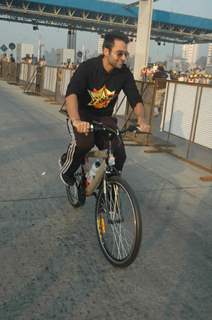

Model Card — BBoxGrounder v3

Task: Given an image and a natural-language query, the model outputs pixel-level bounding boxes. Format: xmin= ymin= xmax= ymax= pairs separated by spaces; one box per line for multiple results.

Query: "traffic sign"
xmin=77 ymin=51 xmax=82 ymax=58
xmin=9 ymin=43 xmax=16 ymax=50
xmin=1 ymin=44 xmax=8 ymax=52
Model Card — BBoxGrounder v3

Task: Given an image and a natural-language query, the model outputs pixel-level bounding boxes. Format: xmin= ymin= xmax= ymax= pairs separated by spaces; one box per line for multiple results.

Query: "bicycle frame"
xmin=83 ymin=139 xmax=118 ymax=196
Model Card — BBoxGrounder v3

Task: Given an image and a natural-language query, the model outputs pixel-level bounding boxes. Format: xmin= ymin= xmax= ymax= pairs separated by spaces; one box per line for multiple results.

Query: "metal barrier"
xmin=1 ymin=62 xmax=9 ymax=80
xmin=28 ymin=64 xmax=37 ymax=84
xmin=159 ymin=81 xmax=212 ymax=171
xmin=43 ymin=66 xmax=57 ymax=94
xmin=0 ymin=61 xmax=18 ymax=84
xmin=55 ymin=68 xmax=72 ymax=103
xmin=19 ymin=63 xmax=29 ymax=82
xmin=60 ymin=68 xmax=72 ymax=96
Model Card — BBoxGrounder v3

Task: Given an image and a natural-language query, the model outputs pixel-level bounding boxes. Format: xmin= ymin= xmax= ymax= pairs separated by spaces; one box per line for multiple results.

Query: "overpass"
xmin=1 ymin=0 xmax=212 ymax=44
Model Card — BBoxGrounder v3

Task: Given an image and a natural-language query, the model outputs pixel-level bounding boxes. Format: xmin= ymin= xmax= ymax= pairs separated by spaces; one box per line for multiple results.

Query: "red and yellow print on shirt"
xmin=88 ymin=85 xmax=116 ymax=109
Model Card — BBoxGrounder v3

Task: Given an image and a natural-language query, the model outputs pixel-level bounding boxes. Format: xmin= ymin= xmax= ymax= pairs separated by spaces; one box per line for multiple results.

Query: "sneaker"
xmin=60 ymin=171 xmax=75 ymax=186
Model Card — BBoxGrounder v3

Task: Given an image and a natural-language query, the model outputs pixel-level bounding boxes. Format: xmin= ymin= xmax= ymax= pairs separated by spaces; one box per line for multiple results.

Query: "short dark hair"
xmin=103 ymin=31 xmax=129 ymax=50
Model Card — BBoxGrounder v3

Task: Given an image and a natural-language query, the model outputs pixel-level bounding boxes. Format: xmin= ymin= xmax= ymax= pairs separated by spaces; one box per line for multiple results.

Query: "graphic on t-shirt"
xmin=88 ymin=85 xmax=116 ymax=109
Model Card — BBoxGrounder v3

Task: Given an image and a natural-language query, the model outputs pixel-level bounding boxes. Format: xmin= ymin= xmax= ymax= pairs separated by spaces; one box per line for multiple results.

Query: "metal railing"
xmin=159 ymin=81 xmax=212 ymax=171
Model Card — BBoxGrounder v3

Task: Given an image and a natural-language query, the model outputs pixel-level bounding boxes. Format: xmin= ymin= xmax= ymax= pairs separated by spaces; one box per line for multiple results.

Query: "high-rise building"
xmin=207 ymin=43 xmax=212 ymax=65
xmin=67 ymin=29 xmax=76 ymax=63
xmin=16 ymin=43 xmax=33 ymax=62
xmin=97 ymin=36 xmax=104 ymax=54
xmin=182 ymin=44 xmax=199 ymax=67
xmin=56 ymin=48 xmax=75 ymax=65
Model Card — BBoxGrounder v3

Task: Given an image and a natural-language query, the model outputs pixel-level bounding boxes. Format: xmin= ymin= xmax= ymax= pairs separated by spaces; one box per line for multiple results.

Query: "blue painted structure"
xmin=0 ymin=0 xmax=212 ymax=43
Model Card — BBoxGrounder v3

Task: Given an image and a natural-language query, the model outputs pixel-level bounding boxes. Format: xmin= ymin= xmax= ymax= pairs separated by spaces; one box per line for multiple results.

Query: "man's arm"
xmin=66 ymin=94 xmax=90 ymax=133
xmin=122 ymin=70 xmax=150 ymax=132
xmin=134 ymin=102 xmax=150 ymax=132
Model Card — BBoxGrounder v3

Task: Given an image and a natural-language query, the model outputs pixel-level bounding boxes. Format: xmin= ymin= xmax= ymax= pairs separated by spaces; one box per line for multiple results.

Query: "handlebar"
xmin=90 ymin=121 xmax=151 ymax=136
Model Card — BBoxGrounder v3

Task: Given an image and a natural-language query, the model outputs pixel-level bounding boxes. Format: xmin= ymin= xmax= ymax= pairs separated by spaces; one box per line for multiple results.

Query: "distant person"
xmin=153 ymin=65 xmax=168 ymax=116
xmin=2 ymin=53 xmax=9 ymax=62
xmin=10 ymin=54 xmax=15 ymax=63
xmin=152 ymin=64 xmax=168 ymax=81
xmin=66 ymin=59 xmax=72 ymax=69
xmin=140 ymin=67 xmax=147 ymax=81
xmin=71 ymin=63 xmax=77 ymax=72
xmin=39 ymin=56 xmax=46 ymax=66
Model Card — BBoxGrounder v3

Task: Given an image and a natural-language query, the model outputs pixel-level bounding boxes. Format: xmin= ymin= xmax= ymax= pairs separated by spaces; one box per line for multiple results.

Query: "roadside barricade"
xmin=159 ymin=81 xmax=212 ymax=171
xmin=42 ymin=66 xmax=57 ymax=96
xmin=55 ymin=68 xmax=72 ymax=104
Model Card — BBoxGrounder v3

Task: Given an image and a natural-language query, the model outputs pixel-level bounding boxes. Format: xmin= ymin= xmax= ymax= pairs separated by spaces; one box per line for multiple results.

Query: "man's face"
xmin=104 ymin=39 xmax=129 ymax=69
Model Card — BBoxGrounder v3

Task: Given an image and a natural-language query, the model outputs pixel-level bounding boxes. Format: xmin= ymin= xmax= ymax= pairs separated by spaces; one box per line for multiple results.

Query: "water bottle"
xmin=85 ymin=160 xmax=106 ymax=196
xmin=108 ymin=153 xmax=115 ymax=166
xmin=86 ymin=159 xmax=101 ymax=186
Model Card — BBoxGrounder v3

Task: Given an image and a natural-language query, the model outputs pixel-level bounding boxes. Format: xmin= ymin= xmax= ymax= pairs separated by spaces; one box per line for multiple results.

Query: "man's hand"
xmin=137 ymin=118 xmax=151 ymax=133
xmin=72 ymin=119 xmax=90 ymax=134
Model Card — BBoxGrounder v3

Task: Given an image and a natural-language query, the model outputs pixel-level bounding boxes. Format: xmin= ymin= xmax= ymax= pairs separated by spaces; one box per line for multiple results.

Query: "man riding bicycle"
xmin=59 ymin=31 xmax=150 ymax=186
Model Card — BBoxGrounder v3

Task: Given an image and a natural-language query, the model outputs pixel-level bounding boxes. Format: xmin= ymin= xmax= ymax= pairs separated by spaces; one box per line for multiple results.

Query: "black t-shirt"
xmin=66 ymin=55 xmax=142 ymax=117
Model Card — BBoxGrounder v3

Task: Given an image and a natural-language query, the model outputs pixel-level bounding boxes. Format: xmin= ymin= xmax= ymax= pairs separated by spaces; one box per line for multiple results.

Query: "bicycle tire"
xmin=95 ymin=176 xmax=142 ymax=267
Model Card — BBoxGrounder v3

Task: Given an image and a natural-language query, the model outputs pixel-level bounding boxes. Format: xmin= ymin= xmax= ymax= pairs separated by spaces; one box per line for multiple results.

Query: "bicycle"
xmin=65 ymin=121 xmax=146 ymax=267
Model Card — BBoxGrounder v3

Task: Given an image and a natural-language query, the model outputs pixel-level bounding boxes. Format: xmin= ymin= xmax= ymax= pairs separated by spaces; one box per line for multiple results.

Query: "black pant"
xmin=60 ymin=115 xmax=126 ymax=177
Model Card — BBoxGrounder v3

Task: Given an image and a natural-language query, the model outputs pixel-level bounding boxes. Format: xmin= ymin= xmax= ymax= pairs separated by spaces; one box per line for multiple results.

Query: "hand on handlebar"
xmin=137 ymin=119 xmax=151 ymax=133
xmin=72 ymin=119 xmax=90 ymax=134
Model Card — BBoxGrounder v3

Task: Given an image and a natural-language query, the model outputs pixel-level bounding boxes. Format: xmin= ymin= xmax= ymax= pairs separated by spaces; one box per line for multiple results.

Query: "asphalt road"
xmin=0 ymin=80 xmax=212 ymax=320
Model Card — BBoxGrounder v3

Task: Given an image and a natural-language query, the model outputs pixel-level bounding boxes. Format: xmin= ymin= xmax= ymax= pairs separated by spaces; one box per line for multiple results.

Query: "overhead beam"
xmin=0 ymin=1 xmax=212 ymax=44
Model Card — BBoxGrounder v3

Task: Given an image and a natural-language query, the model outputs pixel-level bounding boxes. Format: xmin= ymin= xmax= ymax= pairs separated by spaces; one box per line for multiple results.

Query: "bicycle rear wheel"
xmin=95 ymin=176 xmax=142 ymax=267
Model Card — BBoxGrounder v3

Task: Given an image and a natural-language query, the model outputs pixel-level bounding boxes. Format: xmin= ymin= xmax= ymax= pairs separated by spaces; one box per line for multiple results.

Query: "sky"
xmin=0 ymin=0 xmax=212 ymax=61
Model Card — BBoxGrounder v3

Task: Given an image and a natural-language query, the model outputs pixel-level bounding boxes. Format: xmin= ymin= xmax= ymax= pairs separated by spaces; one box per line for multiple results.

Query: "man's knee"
xmin=76 ymin=133 xmax=94 ymax=153
xmin=114 ymin=145 xmax=126 ymax=170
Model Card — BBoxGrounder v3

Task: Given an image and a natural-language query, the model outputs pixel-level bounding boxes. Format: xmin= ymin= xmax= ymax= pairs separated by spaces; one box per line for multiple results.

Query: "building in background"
xmin=207 ymin=43 xmax=212 ymax=65
xmin=16 ymin=43 xmax=33 ymax=62
xmin=56 ymin=48 xmax=75 ymax=66
xmin=43 ymin=48 xmax=57 ymax=66
xmin=182 ymin=44 xmax=199 ymax=68
xmin=67 ymin=29 xmax=76 ymax=62
xmin=166 ymin=57 xmax=189 ymax=72
xmin=97 ymin=36 xmax=104 ymax=54
xmin=206 ymin=43 xmax=212 ymax=73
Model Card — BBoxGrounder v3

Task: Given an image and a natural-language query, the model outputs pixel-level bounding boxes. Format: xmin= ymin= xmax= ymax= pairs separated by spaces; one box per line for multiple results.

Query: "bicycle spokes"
xmin=96 ymin=177 xmax=141 ymax=266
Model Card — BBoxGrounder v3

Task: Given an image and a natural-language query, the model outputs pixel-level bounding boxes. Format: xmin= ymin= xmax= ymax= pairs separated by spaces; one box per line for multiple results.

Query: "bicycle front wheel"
xmin=95 ymin=176 xmax=142 ymax=267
